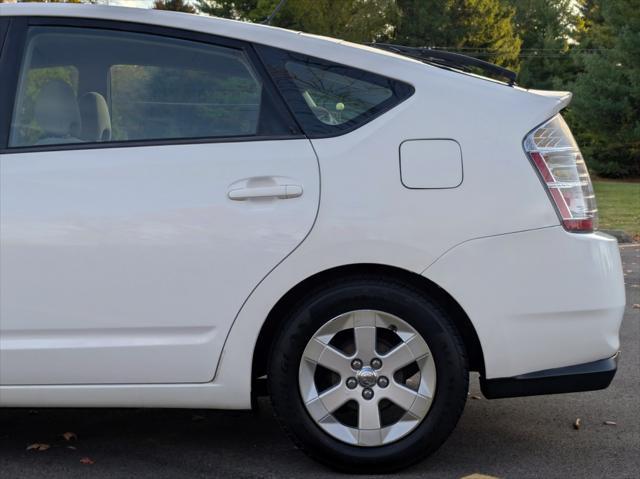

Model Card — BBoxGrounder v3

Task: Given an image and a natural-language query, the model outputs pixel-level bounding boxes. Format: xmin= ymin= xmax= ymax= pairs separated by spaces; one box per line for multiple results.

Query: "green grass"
xmin=593 ymin=181 xmax=640 ymax=239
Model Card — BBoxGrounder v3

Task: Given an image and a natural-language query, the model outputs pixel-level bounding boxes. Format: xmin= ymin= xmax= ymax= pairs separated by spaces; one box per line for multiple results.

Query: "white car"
xmin=0 ymin=4 xmax=626 ymax=473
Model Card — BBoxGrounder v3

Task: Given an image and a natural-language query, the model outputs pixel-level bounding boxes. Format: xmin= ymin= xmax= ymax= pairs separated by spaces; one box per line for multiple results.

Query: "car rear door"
xmin=0 ymin=18 xmax=319 ymax=385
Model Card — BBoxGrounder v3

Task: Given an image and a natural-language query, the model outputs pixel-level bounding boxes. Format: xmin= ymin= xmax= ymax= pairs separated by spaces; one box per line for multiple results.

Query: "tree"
xmin=506 ymin=0 xmax=576 ymax=89
xmin=574 ymin=0 xmax=610 ymax=50
xmin=153 ymin=0 xmax=196 ymax=14
xmin=569 ymin=0 xmax=640 ymax=178
xmin=392 ymin=0 xmax=522 ymax=69
xmin=195 ymin=0 xmax=257 ymax=20
xmin=196 ymin=0 xmax=398 ymax=43
xmin=15 ymin=0 xmax=85 ymax=3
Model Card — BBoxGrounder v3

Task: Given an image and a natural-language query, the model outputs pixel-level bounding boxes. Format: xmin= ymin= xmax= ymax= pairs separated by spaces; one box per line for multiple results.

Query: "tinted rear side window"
xmin=256 ymin=45 xmax=414 ymax=138
xmin=109 ymin=62 xmax=261 ymax=141
xmin=9 ymin=26 xmax=293 ymax=149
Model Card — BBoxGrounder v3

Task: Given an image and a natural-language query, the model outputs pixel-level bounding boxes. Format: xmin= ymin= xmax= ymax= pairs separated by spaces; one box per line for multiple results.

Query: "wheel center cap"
xmin=356 ymin=366 xmax=377 ymax=388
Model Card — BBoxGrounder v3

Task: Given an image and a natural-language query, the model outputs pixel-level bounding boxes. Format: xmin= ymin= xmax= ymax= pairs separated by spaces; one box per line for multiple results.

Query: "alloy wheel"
xmin=298 ymin=310 xmax=436 ymax=447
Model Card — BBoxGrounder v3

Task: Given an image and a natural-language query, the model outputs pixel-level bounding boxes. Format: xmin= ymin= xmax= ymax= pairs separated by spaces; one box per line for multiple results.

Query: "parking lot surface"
xmin=1 ymin=245 xmax=638 ymax=479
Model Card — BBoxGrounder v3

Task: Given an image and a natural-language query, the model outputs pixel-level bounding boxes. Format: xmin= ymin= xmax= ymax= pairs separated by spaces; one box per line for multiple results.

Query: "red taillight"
xmin=524 ymin=115 xmax=598 ymax=233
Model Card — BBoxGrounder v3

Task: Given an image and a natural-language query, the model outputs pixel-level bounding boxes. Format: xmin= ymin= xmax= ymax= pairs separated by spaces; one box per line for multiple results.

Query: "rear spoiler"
xmin=368 ymin=43 xmax=517 ymax=86
xmin=527 ymin=89 xmax=572 ymax=114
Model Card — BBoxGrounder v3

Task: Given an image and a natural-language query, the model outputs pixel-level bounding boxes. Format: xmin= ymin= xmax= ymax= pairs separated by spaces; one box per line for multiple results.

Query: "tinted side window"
xmin=9 ymin=27 xmax=291 ymax=148
xmin=256 ymin=45 xmax=414 ymax=138
xmin=12 ymin=65 xmax=79 ymax=146
xmin=109 ymin=63 xmax=261 ymax=141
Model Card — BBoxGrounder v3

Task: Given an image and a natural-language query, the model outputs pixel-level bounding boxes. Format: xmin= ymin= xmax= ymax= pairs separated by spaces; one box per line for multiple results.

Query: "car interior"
xmin=9 ymin=27 xmax=275 ymax=147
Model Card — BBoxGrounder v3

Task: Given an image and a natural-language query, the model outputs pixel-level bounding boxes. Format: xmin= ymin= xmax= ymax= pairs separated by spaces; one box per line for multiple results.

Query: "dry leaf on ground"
xmin=460 ymin=474 xmax=500 ymax=479
xmin=604 ymin=420 xmax=617 ymax=426
xmin=632 ymin=304 xmax=640 ymax=309
xmin=26 ymin=443 xmax=50 ymax=451
xmin=62 ymin=431 xmax=77 ymax=441
xmin=573 ymin=418 xmax=581 ymax=430
xmin=79 ymin=457 xmax=95 ymax=465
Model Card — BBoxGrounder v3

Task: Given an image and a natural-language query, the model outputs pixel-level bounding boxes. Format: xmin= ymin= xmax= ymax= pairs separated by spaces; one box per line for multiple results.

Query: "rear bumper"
xmin=423 ymin=227 xmax=626 ymax=379
xmin=480 ymin=353 xmax=619 ymax=399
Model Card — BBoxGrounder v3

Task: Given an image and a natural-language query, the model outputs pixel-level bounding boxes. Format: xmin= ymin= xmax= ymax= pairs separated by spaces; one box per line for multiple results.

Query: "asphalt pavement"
xmin=1 ymin=245 xmax=638 ymax=479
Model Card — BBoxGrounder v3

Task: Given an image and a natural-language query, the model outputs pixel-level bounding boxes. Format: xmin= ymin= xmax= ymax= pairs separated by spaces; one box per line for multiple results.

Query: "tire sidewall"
xmin=268 ymin=280 xmax=468 ymax=472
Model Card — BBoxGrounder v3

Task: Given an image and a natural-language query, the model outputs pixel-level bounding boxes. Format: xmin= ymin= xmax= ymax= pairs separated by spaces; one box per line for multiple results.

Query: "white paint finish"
xmin=0 ymin=5 xmax=625 ymax=408
xmin=424 ymin=228 xmax=625 ymax=378
xmin=0 ymin=140 xmax=319 ymax=384
xmin=0 ymin=226 xmax=622 ymax=409
xmin=0 ymin=382 xmax=248 ymax=409
xmin=400 ymin=139 xmax=463 ymax=189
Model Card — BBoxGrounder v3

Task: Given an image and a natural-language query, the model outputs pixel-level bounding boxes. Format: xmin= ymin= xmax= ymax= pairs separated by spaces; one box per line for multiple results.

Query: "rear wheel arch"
xmin=251 ymin=263 xmax=485 ymax=397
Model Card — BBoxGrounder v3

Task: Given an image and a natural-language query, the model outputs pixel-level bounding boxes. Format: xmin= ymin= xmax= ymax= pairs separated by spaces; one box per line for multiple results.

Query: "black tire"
xmin=268 ymin=276 xmax=469 ymax=473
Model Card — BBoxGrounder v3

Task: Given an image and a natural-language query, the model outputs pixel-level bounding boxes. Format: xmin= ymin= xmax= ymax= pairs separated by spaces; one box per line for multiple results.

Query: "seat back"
xmin=79 ymin=92 xmax=112 ymax=142
xmin=34 ymin=79 xmax=81 ymax=144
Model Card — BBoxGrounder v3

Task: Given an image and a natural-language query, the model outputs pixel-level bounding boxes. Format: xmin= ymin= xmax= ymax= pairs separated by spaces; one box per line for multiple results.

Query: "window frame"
xmin=0 ymin=17 xmax=303 ymax=155
xmin=0 ymin=18 xmax=8 ymax=54
xmin=255 ymin=44 xmax=415 ymax=139
xmin=0 ymin=17 xmax=27 ymax=151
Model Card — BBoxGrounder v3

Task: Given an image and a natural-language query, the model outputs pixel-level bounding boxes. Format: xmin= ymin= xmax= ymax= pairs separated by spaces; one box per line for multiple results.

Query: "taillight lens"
xmin=524 ymin=115 xmax=598 ymax=233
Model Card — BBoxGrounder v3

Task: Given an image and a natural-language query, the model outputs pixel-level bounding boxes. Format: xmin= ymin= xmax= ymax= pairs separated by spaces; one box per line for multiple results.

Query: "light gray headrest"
xmin=34 ymin=80 xmax=81 ymax=138
xmin=79 ymin=92 xmax=112 ymax=142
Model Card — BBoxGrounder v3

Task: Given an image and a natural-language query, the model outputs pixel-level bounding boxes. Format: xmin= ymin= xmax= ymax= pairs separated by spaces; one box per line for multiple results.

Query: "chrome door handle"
xmin=227 ymin=184 xmax=303 ymax=201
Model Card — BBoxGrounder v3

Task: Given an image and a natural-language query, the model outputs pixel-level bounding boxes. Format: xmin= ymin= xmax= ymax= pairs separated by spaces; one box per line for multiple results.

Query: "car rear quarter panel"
xmin=217 ymin=72 xmax=568 ymax=400
xmin=424 ymin=228 xmax=625 ymax=378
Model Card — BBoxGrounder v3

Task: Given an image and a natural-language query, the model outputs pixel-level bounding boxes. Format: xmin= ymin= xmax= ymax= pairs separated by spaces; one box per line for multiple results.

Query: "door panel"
xmin=0 ymin=21 xmax=318 ymax=385
xmin=0 ymin=140 xmax=319 ymax=384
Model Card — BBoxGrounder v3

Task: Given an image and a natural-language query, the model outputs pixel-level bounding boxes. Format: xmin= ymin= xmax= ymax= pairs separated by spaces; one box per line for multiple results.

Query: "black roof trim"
xmin=368 ymin=43 xmax=517 ymax=86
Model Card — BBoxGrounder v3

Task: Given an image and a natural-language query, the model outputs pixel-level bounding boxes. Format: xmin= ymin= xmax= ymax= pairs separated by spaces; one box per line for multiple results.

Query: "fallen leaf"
xmin=470 ymin=395 xmax=482 ymax=400
xmin=573 ymin=418 xmax=581 ymax=430
xmin=603 ymin=420 xmax=617 ymax=426
xmin=67 ymin=446 xmax=77 ymax=450
xmin=62 ymin=431 xmax=77 ymax=441
xmin=632 ymin=304 xmax=640 ymax=309
xmin=461 ymin=475 xmax=500 ymax=479
xmin=79 ymin=457 xmax=95 ymax=465
xmin=26 ymin=443 xmax=50 ymax=451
